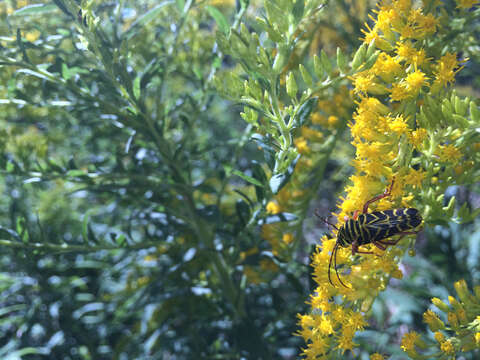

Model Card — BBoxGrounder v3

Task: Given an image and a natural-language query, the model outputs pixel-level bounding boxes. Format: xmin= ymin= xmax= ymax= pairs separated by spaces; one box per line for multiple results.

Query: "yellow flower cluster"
xmin=456 ymin=0 xmax=479 ymax=9
xmin=327 ymin=0 xmax=465 ymax=288
xmin=402 ymin=279 xmax=480 ymax=357
xmin=298 ymin=296 xmax=367 ymax=356
xmin=299 ymin=0 xmax=469 ymax=357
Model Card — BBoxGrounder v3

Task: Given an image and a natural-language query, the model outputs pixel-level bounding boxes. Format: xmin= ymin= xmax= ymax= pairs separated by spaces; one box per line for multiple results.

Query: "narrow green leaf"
xmin=292 ymin=0 xmax=305 ymax=24
xmin=264 ymin=212 xmax=297 ymax=224
xmin=313 ymin=54 xmax=324 ymax=79
xmin=286 ymin=72 xmax=298 ymax=98
xmin=11 ymin=3 xmax=57 ymax=16
xmin=82 ymin=211 xmax=92 ymax=245
xmin=233 ymin=189 xmax=255 ymax=209
xmin=133 ymin=76 xmax=141 ymax=100
xmin=320 ymin=50 xmax=332 ymax=75
xmin=52 ymin=0 xmax=73 ymax=18
xmin=351 ymin=43 xmax=367 ymax=70
xmin=0 ymin=304 xmax=26 ymax=317
xmin=269 ymin=154 xmax=300 ymax=194
xmin=265 ymin=0 xmax=288 ymax=33
xmin=232 ymin=170 xmax=264 ymax=187
xmin=176 ymin=0 xmax=185 ymax=12
xmin=115 ymin=234 xmax=126 ymax=246
xmin=6 ymin=161 xmax=14 ymax=172
xmin=336 ymin=47 xmax=347 ymax=73
xmin=62 ymin=64 xmax=89 ymax=81
xmin=299 ymin=64 xmax=313 ymax=86
xmin=124 ymin=1 xmax=175 ymax=39
xmin=470 ymin=101 xmax=479 ymax=122
xmin=0 ymin=99 xmax=27 ymax=105
xmin=295 ymin=97 xmax=318 ymax=127
xmin=61 ymin=63 xmax=70 ymax=80
xmin=269 ymin=173 xmax=287 ymax=194
xmin=16 ymin=28 xmax=30 ymax=63
xmin=251 ymin=161 xmax=267 ymax=201
xmin=236 ymin=200 xmax=251 ymax=227
xmin=17 ymin=69 xmax=53 ymax=82
xmin=5 ymin=348 xmax=45 ymax=359
xmin=66 ymin=169 xmax=86 ymax=177
xmin=366 ymin=39 xmax=376 ymax=58
xmin=206 ymin=6 xmax=230 ymax=35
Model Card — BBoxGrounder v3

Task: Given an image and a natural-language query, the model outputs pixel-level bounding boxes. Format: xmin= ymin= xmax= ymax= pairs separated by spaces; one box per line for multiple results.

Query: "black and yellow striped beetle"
xmin=316 ymin=178 xmax=422 ymax=288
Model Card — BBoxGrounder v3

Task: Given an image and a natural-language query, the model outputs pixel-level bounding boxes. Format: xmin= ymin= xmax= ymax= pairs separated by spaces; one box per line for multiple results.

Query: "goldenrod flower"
xmin=440 ymin=339 xmax=455 ymax=355
xmin=25 ymin=30 xmax=41 ymax=42
xmin=243 ymin=266 xmax=262 ymax=284
xmin=282 ymin=233 xmax=294 ymax=244
xmin=266 ymin=201 xmax=281 ymax=214
xmin=457 ymin=308 xmax=468 ymax=324
xmin=448 ymin=312 xmax=459 ymax=328
xmin=310 ymin=112 xmax=325 ymax=125
xmin=396 ymin=41 xmax=416 ymax=62
xmin=456 ymin=0 xmax=479 ymax=9
xmin=390 ymin=83 xmax=410 ymax=101
xmin=434 ymin=331 xmax=446 ymax=343
xmin=301 ymin=127 xmax=323 ymax=140
xmin=409 ymin=128 xmax=428 ymax=148
xmin=337 ymin=326 xmax=356 ymax=353
xmin=405 ymin=69 xmax=428 ymax=92
xmin=361 ymin=22 xmax=380 ymax=44
xmin=372 ymin=53 xmax=403 ymax=81
xmin=318 ymin=316 xmax=334 ymax=335
xmin=416 ymin=13 xmax=438 ymax=36
xmin=399 ymin=22 xmax=417 ymax=39
xmin=436 ymin=144 xmax=462 ymax=162
xmin=424 ymin=309 xmax=446 ymax=331
xmin=406 ymin=281 xmax=480 ymax=357
xmin=405 ymin=168 xmax=426 ymax=188
xmin=389 ymin=115 xmax=410 ymax=134
xmin=299 ymin=1 xmax=470 ymax=357
xmin=401 ymin=331 xmax=419 ymax=352
xmin=259 ymin=258 xmax=279 ymax=272
xmin=295 ymin=137 xmax=310 ymax=154
xmin=327 ymin=115 xmax=339 ymax=127
xmin=432 ymin=52 xmax=463 ymax=91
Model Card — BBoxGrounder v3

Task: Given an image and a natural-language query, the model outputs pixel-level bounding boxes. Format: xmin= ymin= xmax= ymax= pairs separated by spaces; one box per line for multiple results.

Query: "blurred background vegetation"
xmin=0 ymin=0 xmax=478 ymax=359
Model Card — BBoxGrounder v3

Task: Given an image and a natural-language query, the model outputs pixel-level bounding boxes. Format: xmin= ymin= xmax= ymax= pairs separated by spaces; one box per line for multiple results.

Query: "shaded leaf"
xmin=236 ymin=199 xmax=251 ymax=227
xmin=12 ymin=3 xmax=57 ymax=16
xmin=269 ymin=154 xmax=300 ymax=194
xmin=264 ymin=212 xmax=297 ymax=224
xmin=124 ymin=1 xmax=175 ymax=39
xmin=206 ymin=6 xmax=230 ymax=35
xmin=232 ymin=170 xmax=264 ymax=187
xmin=295 ymin=97 xmax=318 ymax=127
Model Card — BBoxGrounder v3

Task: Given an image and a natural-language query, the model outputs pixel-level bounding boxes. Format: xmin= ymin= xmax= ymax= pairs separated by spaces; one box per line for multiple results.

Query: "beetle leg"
xmin=396 ymin=231 xmax=419 ymax=236
xmin=372 ymin=241 xmax=386 ymax=251
xmin=377 ymin=237 xmax=403 ymax=246
xmin=378 ymin=231 xmax=419 ymax=246
xmin=352 ymin=241 xmax=375 ymax=255
xmin=362 ymin=177 xmax=395 ymax=214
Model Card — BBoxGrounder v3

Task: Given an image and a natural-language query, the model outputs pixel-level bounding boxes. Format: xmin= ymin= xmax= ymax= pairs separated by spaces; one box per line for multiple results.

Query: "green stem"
xmin=0 ymin=239 xmax=160 ymax=253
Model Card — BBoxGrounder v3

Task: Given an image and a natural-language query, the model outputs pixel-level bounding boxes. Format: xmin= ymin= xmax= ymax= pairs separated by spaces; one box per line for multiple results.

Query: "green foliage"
xmin=0 ymin=0 xmax=478 ymax=359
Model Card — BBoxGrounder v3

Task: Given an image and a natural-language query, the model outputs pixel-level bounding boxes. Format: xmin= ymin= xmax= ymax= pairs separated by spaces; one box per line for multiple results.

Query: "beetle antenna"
xmin=328 ymin=242 xmax=336 ymax=286
xmin=334 ymin=243 xmax=349 ymax=288
xmin=315 ymin=209 xmax=339 ymax=230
